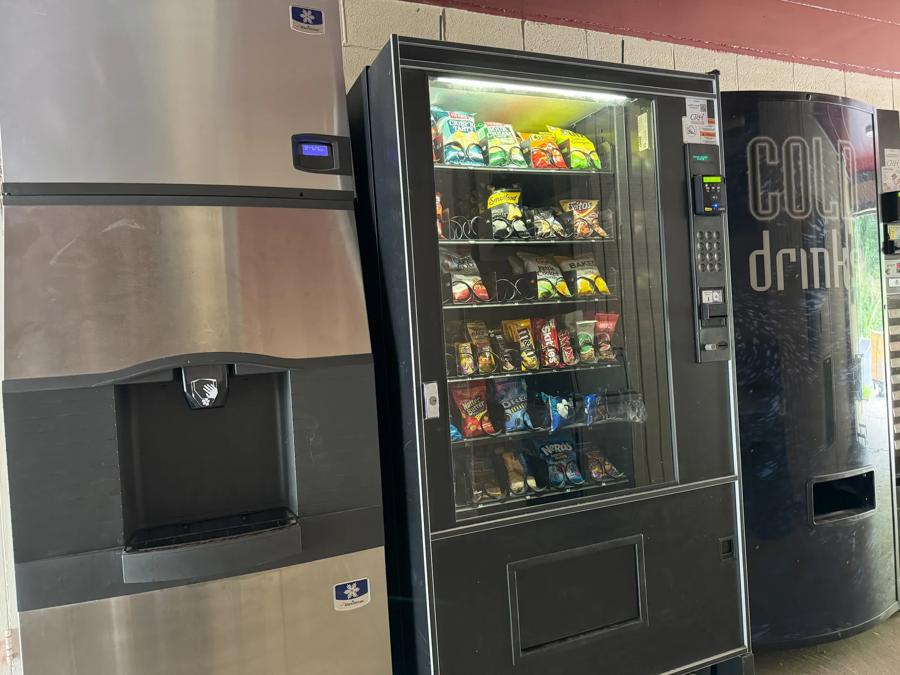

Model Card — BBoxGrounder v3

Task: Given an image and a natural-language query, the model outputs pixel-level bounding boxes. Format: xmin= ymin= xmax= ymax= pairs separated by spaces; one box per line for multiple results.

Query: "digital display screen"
xmin=703 ymin=176 xmax=723 ymax=183
xmin=301 ymin=142 xmax=331 ymax=157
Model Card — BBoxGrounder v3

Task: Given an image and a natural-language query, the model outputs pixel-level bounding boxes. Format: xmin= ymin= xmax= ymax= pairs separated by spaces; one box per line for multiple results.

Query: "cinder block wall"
xmin=340 ymin=0 xmax=900 ymax=110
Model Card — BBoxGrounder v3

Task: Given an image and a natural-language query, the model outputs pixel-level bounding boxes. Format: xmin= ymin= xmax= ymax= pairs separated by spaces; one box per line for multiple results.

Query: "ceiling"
xmin=411 ymin=0 xmax=900 ymax=76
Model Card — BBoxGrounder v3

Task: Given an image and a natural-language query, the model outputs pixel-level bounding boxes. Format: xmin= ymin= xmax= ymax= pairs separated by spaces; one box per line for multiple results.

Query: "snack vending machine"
xmin=350 ymin=37 xmax=751 ymax=674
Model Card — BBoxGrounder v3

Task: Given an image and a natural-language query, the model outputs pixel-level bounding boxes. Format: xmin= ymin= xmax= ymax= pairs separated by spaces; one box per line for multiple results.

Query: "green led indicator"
xmin=703 ymin=176 xmax=723 ymax=183
xmin=692 ymin=154 xmax=710 ymax=161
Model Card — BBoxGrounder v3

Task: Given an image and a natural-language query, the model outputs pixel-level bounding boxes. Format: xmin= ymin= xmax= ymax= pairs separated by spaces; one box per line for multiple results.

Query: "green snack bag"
xmin=477 ymin=122 xmax=527 ymax=168
xmin=517 ymin=252 xmax=571 ymax=299
xmin=577 ymin=320 xmax=597 ymax=362
xmin=547 ymin=125 xmax=602 ymax=170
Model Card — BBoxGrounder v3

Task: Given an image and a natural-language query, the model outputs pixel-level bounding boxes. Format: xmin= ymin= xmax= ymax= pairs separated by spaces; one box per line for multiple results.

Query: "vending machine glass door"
xmin=427 ymin=76 xmax=675 ymax=522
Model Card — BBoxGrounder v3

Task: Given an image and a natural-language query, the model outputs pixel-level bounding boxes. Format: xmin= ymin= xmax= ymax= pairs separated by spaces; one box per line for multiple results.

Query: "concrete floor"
xmin=755 ymin=613 xmax=900 ymax=674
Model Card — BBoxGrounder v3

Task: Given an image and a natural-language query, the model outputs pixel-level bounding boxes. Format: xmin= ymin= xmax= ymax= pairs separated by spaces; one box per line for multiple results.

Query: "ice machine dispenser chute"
xmin=117 ymin=364 xmax=301 ymax=583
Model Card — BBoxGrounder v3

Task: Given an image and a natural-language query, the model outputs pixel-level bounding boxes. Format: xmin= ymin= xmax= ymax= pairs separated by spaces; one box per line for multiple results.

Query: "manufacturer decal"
xmin=334 ymin=577 xmax=371 ymax=611
xmin=189 ymin=378 xmax=219 ymax=408
xmin=290 ymin=6 xmax=325 ymax=35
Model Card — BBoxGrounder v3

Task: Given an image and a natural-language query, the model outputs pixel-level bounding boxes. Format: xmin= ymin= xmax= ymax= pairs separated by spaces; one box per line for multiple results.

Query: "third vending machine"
xmin=350 ymin=37 xmax=750 ymax=674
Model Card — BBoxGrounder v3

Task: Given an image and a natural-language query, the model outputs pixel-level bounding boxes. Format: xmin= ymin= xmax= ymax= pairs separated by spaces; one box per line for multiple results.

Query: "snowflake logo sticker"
xmin=290 ymin=6 xmax=325 ymax=35
xmin=334 ymin=577 xmax=370 ymax=611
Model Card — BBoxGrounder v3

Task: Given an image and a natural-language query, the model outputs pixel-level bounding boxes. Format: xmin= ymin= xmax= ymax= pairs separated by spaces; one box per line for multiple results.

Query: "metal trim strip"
xmin=2 ymin=182 xmax=354 ymax=208
xmin=4 ymin=353 xmax=374 ymax=394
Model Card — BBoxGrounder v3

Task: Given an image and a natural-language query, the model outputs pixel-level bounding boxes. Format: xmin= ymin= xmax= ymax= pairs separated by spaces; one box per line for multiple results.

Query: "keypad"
xmin=695 ymin=230 xmax=723 ymax=273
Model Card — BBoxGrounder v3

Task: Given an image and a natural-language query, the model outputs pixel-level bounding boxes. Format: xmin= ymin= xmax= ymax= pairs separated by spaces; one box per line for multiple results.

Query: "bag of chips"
xmin=451 ymin=382 xmax=497 ymax=438
xmin=478 ymin=122 xmax=527 ymax=168
xmin=543 ymin=392 xmax=577 ymax=433
xmin=558 ymin=327 xmax=578 ymax=366
xmin=431 ymin=109 xmax=442 ymax=164
xmin=559 ymin=199 xmax=608 ymax=239
xmin=466 ymin=320 xmax=496 ymax=374
xmin=502 ymin=319 xmax=539 ymax=371
xmin=555 ymin=253 xmax=611 ymax=296
xmin=488 ymin=188 xmax=528 ymax=239
xmin=450 ymin=423 xmax=463 ymax=442
xmin=594 ymin=313 xmax=620 ymax=362
xmin=455 ymin=342 xmax=476 ymax=376
xmin=489 ymin=328 xmax=518 ymax=372
xmin=584 ymin=449 xmax=625 ymax=483
xmin=517 ymin=253 xmax=571 ymax=299
xmin=547 ymin=126 xmax=602 ymax=170
xmin=501 ymin=450 xmax=532 ymax=495
xmin=535 ymin=435 xmax=584 ymax=487
xmin=576 ymin=320 xmax=596 ymax=362
xmin=526 ymin=207 xmax=569 ymax=239
xmin=521 ymin=131 xmax=567 ymax=169
xmin=440 ymin=250 xmax=490 ymax=304
xmin=583 ymin=392 xmax=600 ymax=425
xmin=433 ymin=107 xmax=485 ymax=166
xmin=533 ymin=317 xmax=562 ymax=369
xmin=494 ymin=379 xmax=533 ymax=432
xmin=435 ymin=192 xmax=447 ymax=239
xmin=471 ymin=447 xmax=504 ymax=501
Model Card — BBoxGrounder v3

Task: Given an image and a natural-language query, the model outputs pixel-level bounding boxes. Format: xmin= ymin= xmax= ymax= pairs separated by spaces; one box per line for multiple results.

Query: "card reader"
xmin=693 ymin=175 xmax=727 ymax=216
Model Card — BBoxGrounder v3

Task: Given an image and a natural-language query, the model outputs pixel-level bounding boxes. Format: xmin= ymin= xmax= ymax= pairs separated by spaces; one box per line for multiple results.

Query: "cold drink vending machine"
xmin=350 ymin=37 xmax=751 ymax=674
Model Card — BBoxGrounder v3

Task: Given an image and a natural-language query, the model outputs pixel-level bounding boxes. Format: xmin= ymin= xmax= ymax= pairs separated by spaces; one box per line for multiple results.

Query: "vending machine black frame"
xmin=350 ymin=36 xmax=752 ymax=675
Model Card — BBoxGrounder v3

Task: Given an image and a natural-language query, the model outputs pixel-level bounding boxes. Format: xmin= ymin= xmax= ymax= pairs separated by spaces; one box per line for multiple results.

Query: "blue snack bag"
xmin=535 ymin=435 xmax=584 ymax=488
xmin=450 ymin=423 xmax=463 ymax=441
xmin=583 ymin=393 xmax=599 ymax=426
xmin=495 ymin=379 xmax=533 ymax=432
xmin=543 ymin=392 xmax=576 ymax=432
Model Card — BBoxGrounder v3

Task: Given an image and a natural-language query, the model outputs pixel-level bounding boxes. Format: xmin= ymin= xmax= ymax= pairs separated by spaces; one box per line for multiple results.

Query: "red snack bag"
xmin=451 ymin=382 xmax=497 ymax=438
xmin=594 ymin=313 xmax=620 ymax=362
xmin=558 ymin=327 xmax=578 ymax=366
xmin=440 ymin=250 xmax=490 ymax=304
xmin=522 ymin=131 xmax=567 ymax=169
xmin=533 ymin=317 xmax=561 ymax=369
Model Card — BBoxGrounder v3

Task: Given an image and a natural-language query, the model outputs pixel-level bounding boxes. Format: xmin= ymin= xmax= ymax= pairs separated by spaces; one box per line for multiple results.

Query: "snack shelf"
xmin=443 ymin=295 xmax=618 ymax=310
xmin=446 ymin=360 xmax=621 ymax=383
xmin=434 ymin=164 xmax=614 ymax=177
xmin=459 ymin=476 xmax=631 ymax=514
xmin=439 ymin=238 xmax=615 ymax=246
xmin=451 ymin=416 xmax=638 ymax=448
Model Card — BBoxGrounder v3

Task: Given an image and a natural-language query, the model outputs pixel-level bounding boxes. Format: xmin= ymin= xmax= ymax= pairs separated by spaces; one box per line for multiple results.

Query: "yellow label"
xmin=487 ymin=190 xmax=521 ymax=210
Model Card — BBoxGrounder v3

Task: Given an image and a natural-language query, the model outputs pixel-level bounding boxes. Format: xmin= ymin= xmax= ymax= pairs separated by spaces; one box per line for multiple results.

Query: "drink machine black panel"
xmin=722 ymin=91 xmax=899 ymax=647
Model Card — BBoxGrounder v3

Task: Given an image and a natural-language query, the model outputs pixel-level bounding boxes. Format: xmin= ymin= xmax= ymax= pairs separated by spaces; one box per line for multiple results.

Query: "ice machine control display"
xmin=692 ymin=175 xmax=726 ymax=215
xmin=291 ymin=133 xmax=353 ymax=175
xmin=301 ymin=143 xmax=332 ymax=157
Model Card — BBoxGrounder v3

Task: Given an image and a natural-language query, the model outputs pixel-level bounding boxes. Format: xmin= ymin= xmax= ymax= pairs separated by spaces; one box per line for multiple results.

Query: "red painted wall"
xmin=410 ymin=0 xmax=900 ymax=76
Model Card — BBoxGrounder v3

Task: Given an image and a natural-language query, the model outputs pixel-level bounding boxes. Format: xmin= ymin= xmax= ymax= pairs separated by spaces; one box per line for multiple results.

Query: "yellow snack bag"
xmin=547 ymin=125 xmax=602 ymax=170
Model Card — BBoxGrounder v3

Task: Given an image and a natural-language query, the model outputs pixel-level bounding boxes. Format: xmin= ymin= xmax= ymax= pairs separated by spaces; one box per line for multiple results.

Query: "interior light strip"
xmin=433 ymin=76 xmax=628 ymax=102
